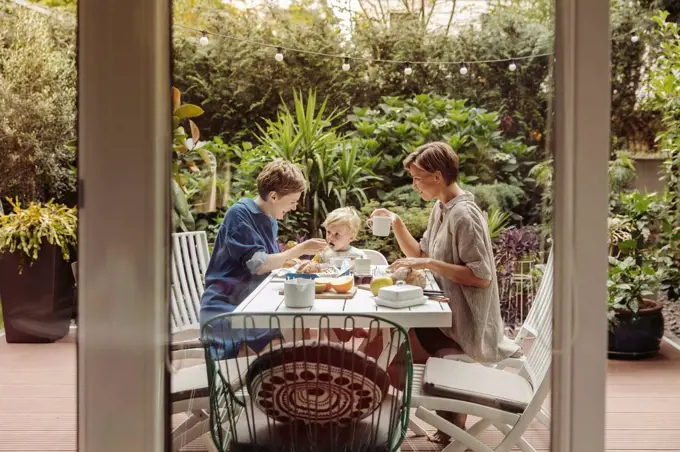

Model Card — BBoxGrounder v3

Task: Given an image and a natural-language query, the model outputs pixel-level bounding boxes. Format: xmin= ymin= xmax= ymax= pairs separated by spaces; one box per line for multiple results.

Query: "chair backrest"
xmin=171 ymin=231 xmax=211 ymax=331
xmin=361 ymin=249 xmax=388 ymax=266
xmin=202 ymin=313 xmax=412 ymax=452
xmin=519 ymin=248 xmax=553 ymax=391
xmin=515 ymin=247 xmax=554 ymax=344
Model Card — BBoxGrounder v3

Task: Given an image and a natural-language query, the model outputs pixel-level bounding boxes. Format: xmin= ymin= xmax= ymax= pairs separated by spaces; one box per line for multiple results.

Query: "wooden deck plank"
xmin=1 ymin=331 xmax=680 ymax=451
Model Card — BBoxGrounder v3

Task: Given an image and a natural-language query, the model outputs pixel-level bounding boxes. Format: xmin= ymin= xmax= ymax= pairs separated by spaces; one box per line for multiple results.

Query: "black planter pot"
xmin=0 ymin=245 xmax=75 ymax=343
xmin=608 ymin=299 xmax=665 ymax=360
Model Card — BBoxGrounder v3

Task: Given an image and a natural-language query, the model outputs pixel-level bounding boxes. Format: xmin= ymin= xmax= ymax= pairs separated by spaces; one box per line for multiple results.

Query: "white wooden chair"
xmin=408 ymin=250 xmax=553 ymax=451
xmin=361 ymin=249 xmax=389 ymax=266
xmin=171 ymin=231 xmax=211 ymax=351
xmin=169 ymin=231 xmax=215 ymax=450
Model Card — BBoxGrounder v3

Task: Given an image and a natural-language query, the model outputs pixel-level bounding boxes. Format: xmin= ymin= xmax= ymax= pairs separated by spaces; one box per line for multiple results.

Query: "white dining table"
xmin=232 ymin=266 xmax=452 ymax=368
xmin=232 ymin=267 xmax=452 ymax=329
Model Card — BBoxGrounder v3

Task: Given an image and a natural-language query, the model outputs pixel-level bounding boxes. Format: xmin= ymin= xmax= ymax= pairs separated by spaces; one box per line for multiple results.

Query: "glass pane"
xmin=0 ymin=1 xmax=78 ymax=450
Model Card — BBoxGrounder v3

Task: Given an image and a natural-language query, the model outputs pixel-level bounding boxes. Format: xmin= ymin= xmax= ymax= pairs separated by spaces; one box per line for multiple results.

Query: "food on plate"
xmin=315 ymin=281 xmax=328 ymax=294
xmin=298 ymin=260 xmax=321 ymax=274
xmin=315 ymin=277 xmax=334 ymax=291
xmin=370 ymin=276 xmax=394 ymax=296
xmin=282 ymin=258 xmax=301 ymax=268
xmin=329 ymin=275 xmax=354 ymax=294
xmin=312 ymin=253 xmax=322 ymax=263
xmin=388 ymin=267 xmax=427 ymax=288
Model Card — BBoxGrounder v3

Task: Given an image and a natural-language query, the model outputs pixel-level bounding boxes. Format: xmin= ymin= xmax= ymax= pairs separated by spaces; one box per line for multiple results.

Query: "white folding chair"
xmin=407 ymin=250 xmax=553 ymax=451
xmin=440 ymin=248 xmax=553 ymax=365
xmin=170 ymin=231 xmax=211 ymax=352
xmin=169 ymin=231 xmax=216 ymax=450
xmin=361 ymin=249 xmax=389 ymax=266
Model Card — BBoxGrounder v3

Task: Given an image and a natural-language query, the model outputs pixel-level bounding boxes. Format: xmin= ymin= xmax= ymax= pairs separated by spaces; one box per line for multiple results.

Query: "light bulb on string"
xmin=274 ymin=47 xmax=284 ymax=62
xmin=404 ymin=63 xmax=413 ymax=76
xmin=508 ymin=61 xmax=517 ymax=72
xmin=631 ymin=35 xmax=640 ymax=43
xmin=199 ymin=31 xmax=209 ymax=46
xmin=459 ymin=65 xmax=468 ymax=75
xmin=342 ymin=57 xmax=351 ymax=71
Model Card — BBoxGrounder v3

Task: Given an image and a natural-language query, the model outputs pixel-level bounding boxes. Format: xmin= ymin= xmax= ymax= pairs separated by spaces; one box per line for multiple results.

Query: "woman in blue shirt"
xmin=200 ymin=159 xmax=326 ymax=357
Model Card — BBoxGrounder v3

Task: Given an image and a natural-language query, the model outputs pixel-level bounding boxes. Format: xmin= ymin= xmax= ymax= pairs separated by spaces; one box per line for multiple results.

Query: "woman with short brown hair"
xmin=371 ymin=141 xmax=519 ymax=436
xmin=200 ymin=159 xmax=326 ymax=357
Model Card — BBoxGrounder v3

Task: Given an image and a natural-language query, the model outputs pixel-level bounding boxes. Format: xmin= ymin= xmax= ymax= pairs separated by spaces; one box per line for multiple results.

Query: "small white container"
xmin=378 ymin=283 xmax=424 ymax=302
xmin=354 ymin=258 xmax=371 ymax=274
xmin=283 ymin=278 xmax=316 ymax=308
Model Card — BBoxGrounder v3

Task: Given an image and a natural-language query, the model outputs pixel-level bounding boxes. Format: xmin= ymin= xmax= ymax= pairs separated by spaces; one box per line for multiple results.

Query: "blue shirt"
xmin=200 ymin=198 xmax=280 ymax=356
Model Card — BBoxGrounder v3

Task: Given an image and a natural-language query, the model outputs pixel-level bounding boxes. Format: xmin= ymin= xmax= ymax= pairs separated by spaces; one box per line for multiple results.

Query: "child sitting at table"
xmin=320 ymin=207 xmax=370 ymax=343
xmin=319 ymin=207 xmax=367 ymax=264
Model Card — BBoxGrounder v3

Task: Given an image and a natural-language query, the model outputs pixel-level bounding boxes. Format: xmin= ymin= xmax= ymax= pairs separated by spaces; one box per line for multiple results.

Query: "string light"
xmin=631 ymin=35 xmax=640 ymax=43
xmin=459 ymin=65 xmax=468 ymax=75
xmin=174 ymin=24 xmax=552 ymax=68
xmin=342 ymin=57 xmax=351 ymax=71
xmin=199 ymin=31 xmax=209 ymax=46
xmin=274 ymin=47 xmax=284 ymax=62
xmin=404 ymin=64 xmax=413 ymax=76
xmin=509 ymin=61 xmax=518 ymax=72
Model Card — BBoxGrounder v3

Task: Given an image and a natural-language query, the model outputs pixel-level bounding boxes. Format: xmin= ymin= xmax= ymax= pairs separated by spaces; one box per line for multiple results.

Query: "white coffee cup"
xmin=371 ymin=216 xmax=392 ymax=237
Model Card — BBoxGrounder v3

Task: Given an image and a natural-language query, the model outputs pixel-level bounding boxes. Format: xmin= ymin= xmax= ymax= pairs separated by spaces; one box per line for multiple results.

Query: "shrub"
xmin=229 ymin=90 xmax=379 ymax=236
xmin=0 ymin=8 xmax=77 ymax=206
xmin=348 ymin=94 xmax=537 ymax=190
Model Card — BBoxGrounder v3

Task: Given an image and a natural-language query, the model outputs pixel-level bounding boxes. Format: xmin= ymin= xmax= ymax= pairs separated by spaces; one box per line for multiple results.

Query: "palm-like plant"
xmin=256 ymin=90 xmax=378 ymax=235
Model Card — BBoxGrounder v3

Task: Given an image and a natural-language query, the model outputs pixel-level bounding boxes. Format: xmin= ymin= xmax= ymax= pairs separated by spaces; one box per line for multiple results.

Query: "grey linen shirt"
xmin=420 ymin=191 xmax=520 ymax=363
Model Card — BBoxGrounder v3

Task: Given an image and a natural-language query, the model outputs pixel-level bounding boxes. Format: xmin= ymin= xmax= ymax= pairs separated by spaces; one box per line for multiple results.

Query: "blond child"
xmin=319 ymin=207 xmax=367 ymax=264
xmin=319 ymin=207 xmax=371 ymax=344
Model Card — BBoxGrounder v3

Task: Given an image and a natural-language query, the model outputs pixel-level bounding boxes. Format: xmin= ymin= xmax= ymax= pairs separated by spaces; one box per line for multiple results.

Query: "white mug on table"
xmin=368 ymin=215 xmax=392 ymax=237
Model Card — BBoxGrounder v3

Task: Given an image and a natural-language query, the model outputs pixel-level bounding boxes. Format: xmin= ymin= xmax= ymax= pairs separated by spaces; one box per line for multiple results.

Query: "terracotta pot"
xmin=608 ymin=298 xmax=664 ymax=360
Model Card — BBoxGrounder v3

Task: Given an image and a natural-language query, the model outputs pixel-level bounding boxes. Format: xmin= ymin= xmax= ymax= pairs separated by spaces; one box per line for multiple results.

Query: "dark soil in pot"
xmin=608 ymin=298 xmax=664 ymax=360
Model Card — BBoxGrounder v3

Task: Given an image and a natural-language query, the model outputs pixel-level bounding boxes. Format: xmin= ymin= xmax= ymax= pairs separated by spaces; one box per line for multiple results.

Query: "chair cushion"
xmin=230 ymin=395 xmax=400 ymax=452
xmin=422 ymin=358 xmax=533 ymax=413
xmin=246 ymin=341 xmax=390 ymax=426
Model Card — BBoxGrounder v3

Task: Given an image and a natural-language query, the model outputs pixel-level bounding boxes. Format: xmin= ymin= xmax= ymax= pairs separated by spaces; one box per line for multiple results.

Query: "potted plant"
xmin=607 ymin=255 xmax=666 ymax=359
xmin=0 ymin=199 xmax=77 ymax=343
xmin=607 ymin=189 xmax=668 ymax=358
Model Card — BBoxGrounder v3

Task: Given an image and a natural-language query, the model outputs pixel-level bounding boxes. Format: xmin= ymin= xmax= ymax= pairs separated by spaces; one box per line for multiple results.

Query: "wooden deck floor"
xmin=1 ymin=330 xmax=679 ymax=451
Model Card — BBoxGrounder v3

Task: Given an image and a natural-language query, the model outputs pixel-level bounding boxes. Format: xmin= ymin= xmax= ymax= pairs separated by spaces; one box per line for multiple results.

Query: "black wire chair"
xmin=201 ymin=313 xmax=413 ymax=452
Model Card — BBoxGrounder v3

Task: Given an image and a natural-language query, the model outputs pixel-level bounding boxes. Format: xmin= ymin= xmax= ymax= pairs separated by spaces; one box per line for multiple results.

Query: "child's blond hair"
xmin=322 ymin=207 xmax=362 ymax=236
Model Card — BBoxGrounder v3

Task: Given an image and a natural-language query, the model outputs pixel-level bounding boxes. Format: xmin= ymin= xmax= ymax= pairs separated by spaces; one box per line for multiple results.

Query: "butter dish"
xmin=377 ymin=283 xmax=424 ymax=302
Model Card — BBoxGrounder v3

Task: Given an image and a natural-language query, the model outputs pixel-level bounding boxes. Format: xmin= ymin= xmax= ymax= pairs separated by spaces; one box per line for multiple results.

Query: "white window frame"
xmin=77 ymin=0 xmax=171 ymax=450
xmin=77 ymin=0 xmax=610 ymax=450
xmin=552 ymin=0 xmax=609 ymax=450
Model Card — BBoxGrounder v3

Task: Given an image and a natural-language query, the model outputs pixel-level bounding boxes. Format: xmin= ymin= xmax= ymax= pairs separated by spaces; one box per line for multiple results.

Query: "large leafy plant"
xmin=644 ymin=11 xmax=680 ymax=302
xmin=232 ymin=90 xmax=379 ymax=236
xmin=171 ymin=87 xmax=216 ymax=231
xmin=348 ymin=94 xmax=536 ymax=189
xmin=0 ymin=199 xmax=77 ymax=270
xmin=607 ymin=256 xmax=665 ymax=328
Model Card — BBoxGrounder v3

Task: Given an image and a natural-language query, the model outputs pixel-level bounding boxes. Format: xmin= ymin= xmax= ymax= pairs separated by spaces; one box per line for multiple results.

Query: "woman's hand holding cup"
xmin=368 ymin=208 xmax=398 ymax=237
